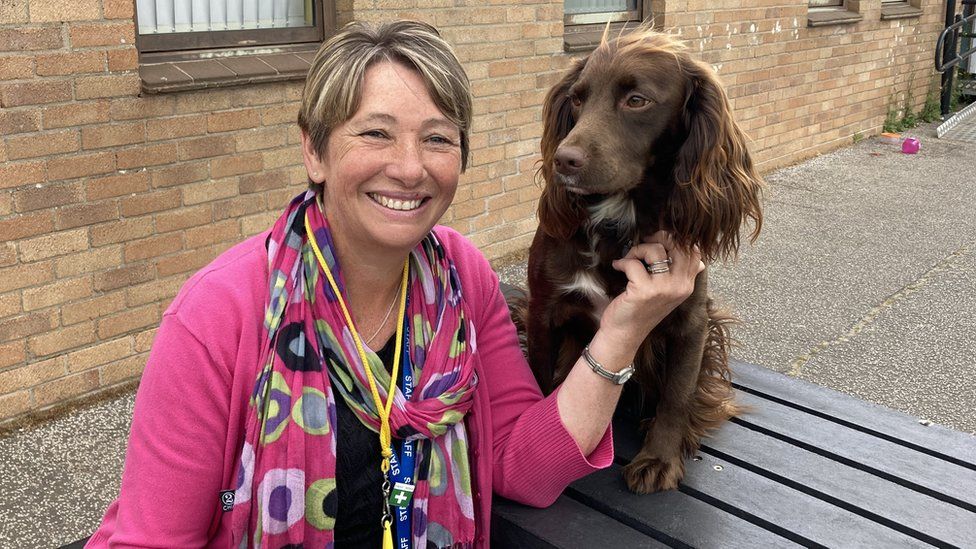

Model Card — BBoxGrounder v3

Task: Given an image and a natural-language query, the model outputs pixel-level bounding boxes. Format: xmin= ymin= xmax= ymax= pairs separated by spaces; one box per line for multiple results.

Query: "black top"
xmin=333 ymin=336 xmax=401 ymax=548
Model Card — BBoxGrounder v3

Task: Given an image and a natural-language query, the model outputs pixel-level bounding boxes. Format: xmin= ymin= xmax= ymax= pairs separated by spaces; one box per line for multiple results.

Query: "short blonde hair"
xmin=298 ymin=20 xmax=473 ymax=180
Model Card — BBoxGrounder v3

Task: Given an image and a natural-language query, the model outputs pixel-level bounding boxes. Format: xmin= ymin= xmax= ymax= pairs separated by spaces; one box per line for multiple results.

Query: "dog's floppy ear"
xmin=670 ymin=59 xmax=764 ymax=262
xmin=537 ymin=59 xmax=587 ymax=240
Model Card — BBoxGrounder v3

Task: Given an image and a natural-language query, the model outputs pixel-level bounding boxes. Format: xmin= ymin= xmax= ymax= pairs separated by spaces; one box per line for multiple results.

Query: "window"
xmin=136 ymin=0 xmax=326 ymax=53
xmin=565 ymin=0 xmax=640 ymax=26
xmin=563 ymin=0 xmax=646 ymax=52
xmin=808 ymin=0 xmax=844 ymax=7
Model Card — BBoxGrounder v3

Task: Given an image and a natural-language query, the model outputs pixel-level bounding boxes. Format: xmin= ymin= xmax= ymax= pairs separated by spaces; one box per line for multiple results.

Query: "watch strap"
xmin=582 ymin=345 xmax=634 ymax=385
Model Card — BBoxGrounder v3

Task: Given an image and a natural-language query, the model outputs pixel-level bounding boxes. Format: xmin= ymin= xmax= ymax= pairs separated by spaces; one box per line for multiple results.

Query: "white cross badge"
xmin=388 ymin=481 xmax=415 ymax=508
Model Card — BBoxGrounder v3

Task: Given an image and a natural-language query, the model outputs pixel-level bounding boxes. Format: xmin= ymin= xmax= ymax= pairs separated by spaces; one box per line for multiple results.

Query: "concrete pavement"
xmin=3 ymin=118 xmax=976 ymax=548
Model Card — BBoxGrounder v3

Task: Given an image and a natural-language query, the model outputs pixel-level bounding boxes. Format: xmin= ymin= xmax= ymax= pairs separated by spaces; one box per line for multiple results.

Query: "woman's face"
xmin=302 ymin=60 xmax=462 ymax=259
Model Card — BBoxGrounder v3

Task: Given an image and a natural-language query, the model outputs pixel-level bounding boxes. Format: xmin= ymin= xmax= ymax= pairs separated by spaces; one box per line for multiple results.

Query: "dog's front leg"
xmin=623 ymin=285 xmax=710 ymax=493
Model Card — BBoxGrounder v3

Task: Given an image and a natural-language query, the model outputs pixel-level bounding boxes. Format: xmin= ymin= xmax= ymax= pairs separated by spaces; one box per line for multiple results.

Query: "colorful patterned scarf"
xmin=230 ymin=191 xmax=478 ymax=548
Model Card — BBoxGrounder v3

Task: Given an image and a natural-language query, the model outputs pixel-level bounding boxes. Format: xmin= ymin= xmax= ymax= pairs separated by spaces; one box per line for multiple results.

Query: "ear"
xmin=670 ymin=59 xmax=764 ymax=262
xmin=537 ymin=60 xmax=587 ymax=240
xmin=301 ymin=130 xmax=328 ymax=185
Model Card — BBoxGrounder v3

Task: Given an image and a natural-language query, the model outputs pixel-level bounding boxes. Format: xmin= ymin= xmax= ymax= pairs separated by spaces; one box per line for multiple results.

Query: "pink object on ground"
xmin=902 ymin=138 xmax=920 ymax=154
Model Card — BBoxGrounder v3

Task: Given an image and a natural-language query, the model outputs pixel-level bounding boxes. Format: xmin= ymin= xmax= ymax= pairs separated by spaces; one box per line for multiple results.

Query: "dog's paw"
xmin=622 ymin=454 xmax=685 ymax=494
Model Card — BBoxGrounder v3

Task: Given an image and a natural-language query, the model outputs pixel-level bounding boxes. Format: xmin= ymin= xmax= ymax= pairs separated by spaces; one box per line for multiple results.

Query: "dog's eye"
xmin=625 ymin=95 xmax=650 ymax=108
xmin=569 ymin=94 xmax=582 ymax=107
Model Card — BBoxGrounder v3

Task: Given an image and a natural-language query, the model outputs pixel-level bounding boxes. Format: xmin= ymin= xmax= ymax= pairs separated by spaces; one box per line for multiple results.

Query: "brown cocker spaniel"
xmin=526 ymin=28 xmax=764 ymax=493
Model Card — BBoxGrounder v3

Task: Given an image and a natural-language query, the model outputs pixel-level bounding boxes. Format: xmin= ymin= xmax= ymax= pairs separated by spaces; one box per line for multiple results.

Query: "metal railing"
xmin=936 ymin=0 xmax=976 ymax=116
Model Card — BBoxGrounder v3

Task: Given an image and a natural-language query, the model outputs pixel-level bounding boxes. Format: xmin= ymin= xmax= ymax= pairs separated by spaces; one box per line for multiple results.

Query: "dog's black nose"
xmin=554 ymin=146 xmax=586 ymax=176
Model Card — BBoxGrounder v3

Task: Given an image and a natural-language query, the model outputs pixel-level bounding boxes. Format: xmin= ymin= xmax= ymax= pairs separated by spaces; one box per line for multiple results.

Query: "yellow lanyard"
xmin=304 ymin=211 xmax=408 ymax=549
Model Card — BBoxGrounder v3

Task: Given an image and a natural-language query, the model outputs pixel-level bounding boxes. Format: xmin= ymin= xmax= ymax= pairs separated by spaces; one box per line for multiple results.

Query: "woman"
xmin=87 ymin=20 xmax=703 ymax=548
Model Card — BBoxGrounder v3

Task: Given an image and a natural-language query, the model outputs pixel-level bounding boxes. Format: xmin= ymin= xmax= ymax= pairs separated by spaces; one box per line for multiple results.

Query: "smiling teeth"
xmin=370 ymin=193 xmax=422 ymax=211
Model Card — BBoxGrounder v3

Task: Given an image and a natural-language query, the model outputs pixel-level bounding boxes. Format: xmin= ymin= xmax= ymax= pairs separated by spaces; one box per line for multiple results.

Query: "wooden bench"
xmin=491 ymin=359 xmax=976 ymax=548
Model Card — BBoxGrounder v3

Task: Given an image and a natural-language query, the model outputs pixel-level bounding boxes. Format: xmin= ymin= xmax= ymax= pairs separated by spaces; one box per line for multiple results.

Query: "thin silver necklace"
xmin=364 ymin=281 xmax=401 ymax=347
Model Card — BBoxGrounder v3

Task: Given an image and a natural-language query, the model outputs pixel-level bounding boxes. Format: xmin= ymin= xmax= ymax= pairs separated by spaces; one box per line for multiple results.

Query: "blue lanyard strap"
xmin=388 ymin=296 xmax=414 ymax=548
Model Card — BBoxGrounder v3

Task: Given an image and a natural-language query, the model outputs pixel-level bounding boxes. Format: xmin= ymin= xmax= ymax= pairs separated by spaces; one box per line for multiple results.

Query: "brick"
xmin=155 ymin=246 xmax=217 ymax=277
xmin=61 ymin=291 xmax=126 ymax=325
xmin=211 ymin=153 xmax=263 ymax=179
xmin=54 ymin=245 xmax=121 ymax=278
xmin=0 ymin=340 xmax=26 ymax=369
xmin=89 ymin=216 xmax=154 ymax=247
xmin=126 ymin=276 xmax=184 ymax=307
xmin=29 ymin=0 xmax=100 ymax=22
xmin=33 ymin=369 xmax=100 ymax=407
xmin=183 ymin=178 xmax=239 ymax=206
xmin=75 ymin=74 xmax=141 ymax=99
xmin=207 ymin=108 xmax=262 ymax=133
xmin=66 ymin=337 xmax=132 ymax=373
xmin=212 ymin=194 xmax=265 ymax=221
xmin=100 ymin=353 xmax=147 ymax=385
xmin=0 ymin=311 xmax=57 ymax=342
xmin=240 ymin=169 xmax=290 ymax=194
xmin=0 ymin=27 xmax=62 ymax=51
xmin=0 ymin=390 xmax=31 ymax=419
xmin=155 ymin=204 xmax=213 ymax=232
xmin=0 ymin=160 xmax=46 ymax=190
xmin=0 ymin=291 xmax=21 ymax=319
xmin=261 ymin=147 xmax=301 ymax=170
xmin=18 ymin=228 xmax=89 ymax=263
xmin=13 ymin=182 xmax=85 ymax=213
xmin=261 ymin=103 xmax=299 ymax=126
xmin=68 ymin=21 xmax=135 ymax=47
xmin=134 ymin=327 xmax=157 ymax=352
xmin=0 ymin=0 xmax=28 ymax=24
xmin=240 ymin=212 xmax=277 ymax=236
xmin=177 ymin=135 xmax=236 ymax=161
xmin=42 ymin=100 xmax=111 ymax=129
xmin=107 ymin=47 xmax=138 ymax=72
xmin=0 ymin=261 xmax=54 ymax=293
xmin=82 ymin=121 xmax=145 ymax=150
xmin=184 ymin=218 xmax=240 ymax=248
xmin=86 ymin=170 xmax=150 ymax=200
xmin=93 ymin=263 xmax=154 ymax=292
xmin=0 ymin=356 xmax=65 ymax=392
xmin=120 ymin=189 xmax=181 ymax=217
xmin=150 ymin=161 xmax=208 ymax=187
xmin=30 ymin=321 xmax=96 ymax=357
xmin=0 ymin=56 xmax=34 ymax=80
xmin=0 ymin=193 xmax=13 ymax=216
xmin=110 ymin=96 xmax=176 ymax=120
xmin=56 ymin=201 xmax=119 ymax=230
xmin=123 ymin=233 xmax=183 ymax=263
xmin=146 ymin=114 xmax=207 ymax=141
xmin=23 ymin=277 xmax=93 ymax=311
xmin=35 ymin=51 xmax=105 ymax=76
xmin=116 ymin=143 xmax=177 ymax=169
xmin=97 ymin=304 xmax=158 ymax=339
xmin=6 ymin=130 xmax=80 ymax=160
xmin=0 ymin=210 xmax=55 ymax=241
xmin=103 ymin=0 xmax=135 ymax=18
xmin=0 ymin=110 xmax=39 ymax=136
xmin=236 ymin=127 xmax=287 ymax=152
xmin=47 ymin=151 xmax=116 ymax=180
xmin=0 ymin=80 xmax=72 ymax=107
xmin=0 ymin=243 xmax=16 ymax=267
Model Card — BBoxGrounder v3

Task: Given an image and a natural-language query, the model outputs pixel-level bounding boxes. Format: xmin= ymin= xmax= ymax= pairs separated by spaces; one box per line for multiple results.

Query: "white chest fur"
xmin=560 ymin=269 xmax=611 ymax=322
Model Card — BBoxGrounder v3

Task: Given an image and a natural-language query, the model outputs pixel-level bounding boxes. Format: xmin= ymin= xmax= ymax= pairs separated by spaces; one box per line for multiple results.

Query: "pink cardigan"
xmin=88 ymin=226 xmax=613 ymax=548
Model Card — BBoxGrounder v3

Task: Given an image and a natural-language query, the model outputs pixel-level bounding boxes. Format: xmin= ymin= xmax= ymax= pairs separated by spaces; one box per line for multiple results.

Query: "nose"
xmin=553 ymin=145 xmax=586 ymax=176
xmin=386 ymin=140 xmax=426 ymax=186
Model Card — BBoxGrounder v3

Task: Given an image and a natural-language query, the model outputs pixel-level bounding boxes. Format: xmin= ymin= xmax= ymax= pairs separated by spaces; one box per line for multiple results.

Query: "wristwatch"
xmin=582 ymin=345 xmax=635 ymax=385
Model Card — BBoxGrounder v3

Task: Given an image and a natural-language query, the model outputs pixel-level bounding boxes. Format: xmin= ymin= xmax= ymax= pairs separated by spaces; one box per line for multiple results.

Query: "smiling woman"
xmin=84 ymin=19 xmax=700 ymax=549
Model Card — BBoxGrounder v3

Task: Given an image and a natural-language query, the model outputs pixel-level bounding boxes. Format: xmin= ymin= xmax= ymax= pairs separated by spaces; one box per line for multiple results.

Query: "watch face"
xmin=617 ymin=368 xmax=634 ymax=384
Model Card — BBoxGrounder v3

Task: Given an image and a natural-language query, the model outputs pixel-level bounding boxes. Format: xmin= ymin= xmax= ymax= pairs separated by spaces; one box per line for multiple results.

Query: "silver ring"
xmin=645 ymin=258 xmax=671 ymax=274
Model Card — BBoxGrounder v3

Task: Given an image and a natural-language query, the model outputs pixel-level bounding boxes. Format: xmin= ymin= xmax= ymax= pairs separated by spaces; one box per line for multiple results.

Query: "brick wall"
xmin=0 ymin=0 xmax=944 ymax=427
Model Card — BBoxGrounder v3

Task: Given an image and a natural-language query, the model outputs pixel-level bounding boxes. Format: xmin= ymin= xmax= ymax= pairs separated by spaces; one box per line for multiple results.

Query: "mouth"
xmin=368 ymin=192 xmax=427 ymax=212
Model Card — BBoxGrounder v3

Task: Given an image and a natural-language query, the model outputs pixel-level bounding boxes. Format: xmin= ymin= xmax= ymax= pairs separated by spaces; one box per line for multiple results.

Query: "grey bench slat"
xmin=735 ymin=389 xmax=976 ymax=510
xmin=679 ymin=451 xmax=933 ymax=548
xmin=731 ymin=359 xmax=976 ymax=468
xmin=704 ymin=420 xmax=976 ymax=548
xmin=567 ymin=466 xmax=803 ymax=549
xmin=491 ymin=494 xmax=665 ymax=548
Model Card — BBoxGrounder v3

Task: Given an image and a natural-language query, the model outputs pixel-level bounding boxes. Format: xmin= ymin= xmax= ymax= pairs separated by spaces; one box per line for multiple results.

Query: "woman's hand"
xmin=600 ymin=231 xmax=705 ymax=350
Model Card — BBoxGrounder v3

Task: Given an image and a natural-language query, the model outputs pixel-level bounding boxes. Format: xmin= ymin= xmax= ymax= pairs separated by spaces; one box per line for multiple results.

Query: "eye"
xmin=360 ymin=129 xmax=388 ymax=139
xmin=427 ymin=134 xmax=456 ymax=146
xmin=625 ymin=95 xmax=650 ymax=108
xmin=569 ymin=94 xmax=582 ymax=107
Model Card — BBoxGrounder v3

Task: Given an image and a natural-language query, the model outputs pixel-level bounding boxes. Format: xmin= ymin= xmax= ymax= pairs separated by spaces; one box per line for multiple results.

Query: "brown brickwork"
xmin=0 ymin=0 xmax=946 ymax=428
